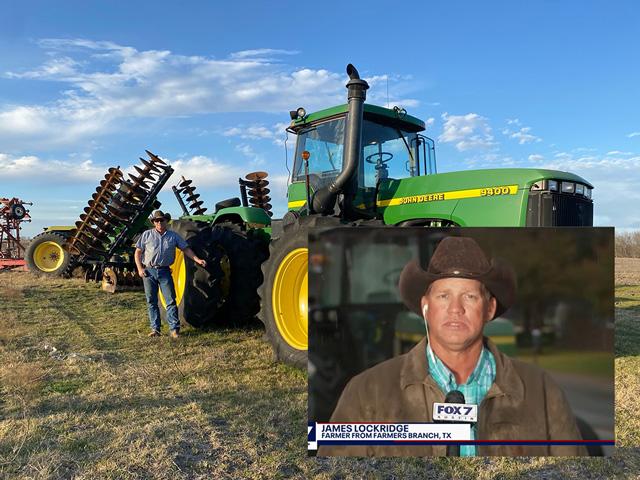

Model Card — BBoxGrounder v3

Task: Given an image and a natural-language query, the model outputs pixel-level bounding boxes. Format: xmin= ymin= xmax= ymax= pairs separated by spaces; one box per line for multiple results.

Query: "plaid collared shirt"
xmin=427 ymin=342 xmax=496 ymax=456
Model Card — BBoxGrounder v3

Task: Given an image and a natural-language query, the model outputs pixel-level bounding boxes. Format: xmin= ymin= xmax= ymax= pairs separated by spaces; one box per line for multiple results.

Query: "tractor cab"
xmin=288 ymin=104 xmax=435 ymax=216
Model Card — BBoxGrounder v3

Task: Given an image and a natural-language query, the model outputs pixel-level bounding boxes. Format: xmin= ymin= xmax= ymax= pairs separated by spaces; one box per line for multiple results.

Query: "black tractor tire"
xmin=25 ymin=231 xmax=76 ymax=277
xmin=160 ymin=220 xmax=226 ymax=328
xmin=209 ymin=222 xmax=269 ymax=325
xmin=259 ymin=216 xmax=343 ymax=369
xmin=10 ymin=203 xmax=26 ymax=220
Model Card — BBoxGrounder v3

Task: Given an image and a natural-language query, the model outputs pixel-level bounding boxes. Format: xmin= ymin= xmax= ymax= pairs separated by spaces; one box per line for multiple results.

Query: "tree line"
xmin=616 ymin=231 xmax=640 ymax=258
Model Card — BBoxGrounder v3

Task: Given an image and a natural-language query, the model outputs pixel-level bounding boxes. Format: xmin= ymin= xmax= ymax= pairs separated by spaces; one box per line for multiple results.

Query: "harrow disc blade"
xmin=192 ymin=208 xmax=207 ymax=215
xmin=249 ymin=196 xmax=271 ymax=204
xmin=247 ymin=180 xmax=269 ymax=189
xmin=178 ymin=179 xmax=193 ymax=189
xmin=127 ymin=174 xmax=152 ymax=189
xmin=91 ymin=191 xmax=112 ymax=201
xmin=71 ymin=239 xmax=107 ymax=256
xmin=74 ymin=233 xmax=105 ymax=248
xmin=109 ymin=195 xmax=139 ymax=210
xmin=105 ymin=204 xmax=134 ymax=221
xmin=134 ymin=165 xmax=158 ymax=179
xmin=247 ymin=187 xmax=270 ymax=196
xmin=77 ymin=231 xmax=108 ymax=245
xmin=184 ymin=193 xmax=200 ymax=203
xmin=189 ymin=200 xmax=204 ymax=209
xmin=97 ymin=182 xmax=118 ymax=193
xmin=146 ymin=150 xmax=167 ymax=165
xmin=245 ymin=171 xmax=268 ymax=182
xmin=139 ymin=158 xmax=162 ymax=173
xmin=118 ymin=180 xmax=148 ymax=198
xmin=106 ymin=167 xmax=124 ymax=178
xmin=84 ymin=207 xmax=118 ymax=224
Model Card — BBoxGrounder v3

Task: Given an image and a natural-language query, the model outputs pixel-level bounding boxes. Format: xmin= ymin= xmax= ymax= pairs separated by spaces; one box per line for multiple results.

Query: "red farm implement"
xmin=0 ymin=197 xmax=32 ymax=270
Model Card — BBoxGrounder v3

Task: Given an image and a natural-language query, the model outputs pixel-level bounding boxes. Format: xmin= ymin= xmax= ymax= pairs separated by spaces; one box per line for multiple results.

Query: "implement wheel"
xmin=259 ymin=223 xmax=309 ymax=368
xmin=25 ymin=232 xmax=75 ymax=277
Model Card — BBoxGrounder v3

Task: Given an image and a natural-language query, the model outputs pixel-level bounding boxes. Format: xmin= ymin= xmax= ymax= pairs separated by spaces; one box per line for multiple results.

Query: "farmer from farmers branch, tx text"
xmin=134 ymin=210 xmax=207 ymax=339
xmin=319 ymin=236 xmax=586 ymax=457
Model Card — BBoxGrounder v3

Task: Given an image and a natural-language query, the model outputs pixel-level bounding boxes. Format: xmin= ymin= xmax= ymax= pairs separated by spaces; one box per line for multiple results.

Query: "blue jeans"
xmin=142 ymin=267 xmax=179 ymax=332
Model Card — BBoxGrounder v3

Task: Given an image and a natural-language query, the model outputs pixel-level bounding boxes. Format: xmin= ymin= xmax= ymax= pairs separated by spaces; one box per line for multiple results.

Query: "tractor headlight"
xmin=585 ymin=187 xmax=592 ymax=199
xmin=575 ymin=183 xmax=585 ymax=195
xmin=561 ymin=181 xmax=575 ymax=193
xmin=289 ymin=107 xmax=307 ymax=121
xmin=548 ymin=180 xmax=559 ymax=192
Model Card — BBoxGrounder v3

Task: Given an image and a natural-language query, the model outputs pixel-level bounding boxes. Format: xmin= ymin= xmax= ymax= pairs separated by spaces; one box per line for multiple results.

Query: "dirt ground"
xmin=616 ymin=257 xmax=640 ymax=285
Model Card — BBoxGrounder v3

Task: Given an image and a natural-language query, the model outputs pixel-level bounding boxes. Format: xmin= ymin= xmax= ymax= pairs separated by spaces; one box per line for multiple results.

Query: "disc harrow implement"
xmin=241 ymin=171 xmax=273 ymax=217
xmin=26 ymin=150 xmax=175 ymax=291
xmin=66 ymin=167 xmax=123 ymax=257
xmin=173 ymin=176 xmax=208 ymax=215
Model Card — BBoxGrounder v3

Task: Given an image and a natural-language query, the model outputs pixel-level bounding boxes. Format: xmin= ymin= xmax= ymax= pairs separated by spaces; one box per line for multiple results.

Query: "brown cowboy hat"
xmin=398 ymin=236 xmax=516 ymax=319
xmin=149 ymin=210 xmax=171 ymax=222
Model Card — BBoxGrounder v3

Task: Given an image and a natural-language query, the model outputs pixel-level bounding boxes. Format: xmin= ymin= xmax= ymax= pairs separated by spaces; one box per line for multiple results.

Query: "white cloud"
xmin=234 ymin=143 xmax=266 ymax=166
xmin=229 ymin=49 xmax=299 ymax=60
xmin=0 ymin=152 xmax=105 ymax=182
xmin=2 ymin=39 xmax=416 ymax=148
xmin=223 ymin=122 xmax=293 ymax=148
xmin=528 ymin=154 xmax=544 ymax=162
xmin=627 ymin=132 xmax=640 ymax=138
xmin=439 ymin=112 xmax=495 ymax=151
xmin=168 ymin=155 xmax=245 ymax=188
xmin=502 ymin=119 xmax=541 ymax=145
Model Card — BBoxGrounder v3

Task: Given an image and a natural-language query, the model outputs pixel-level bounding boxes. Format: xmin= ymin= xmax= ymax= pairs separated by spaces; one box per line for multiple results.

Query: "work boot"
xmin=170 ymin=330 xmax=179 ymax=339
xmin=148 ymin=330 xmax=160 ymax=337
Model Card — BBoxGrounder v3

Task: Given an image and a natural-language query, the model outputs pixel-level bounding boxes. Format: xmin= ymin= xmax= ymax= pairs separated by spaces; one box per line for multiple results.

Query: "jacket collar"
xmin=400 ymin=336 xmax=525 ymax=404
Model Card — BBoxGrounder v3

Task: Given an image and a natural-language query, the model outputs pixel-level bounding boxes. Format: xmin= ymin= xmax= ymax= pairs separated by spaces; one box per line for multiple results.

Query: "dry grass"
xmin=0 ymin=262 xmax=638 ymax=479
xmin=615 ymin=257 xmax=640 ymax=286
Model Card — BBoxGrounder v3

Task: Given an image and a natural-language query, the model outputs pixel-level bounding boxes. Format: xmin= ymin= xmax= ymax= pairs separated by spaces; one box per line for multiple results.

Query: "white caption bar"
xmin=316 ymin=423 xmax=471 ymax=441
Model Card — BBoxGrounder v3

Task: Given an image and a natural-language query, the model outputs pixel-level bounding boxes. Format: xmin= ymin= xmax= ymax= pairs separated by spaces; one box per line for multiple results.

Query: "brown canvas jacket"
xmin=318 ymin=337 xmax=587 ymax=456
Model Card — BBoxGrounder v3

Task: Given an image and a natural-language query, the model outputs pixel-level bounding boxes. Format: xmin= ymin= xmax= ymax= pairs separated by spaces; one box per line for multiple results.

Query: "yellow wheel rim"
xmin=160 ymin=250 xmax=186 ymax=308
xmin=33 ymin=241 xmax=64 ymax=272
xmin=273 ymin=247 xmax=308 ymax=350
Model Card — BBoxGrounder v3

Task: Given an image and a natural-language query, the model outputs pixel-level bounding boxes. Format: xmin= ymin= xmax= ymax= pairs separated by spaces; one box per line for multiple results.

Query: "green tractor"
xmin=27 ymin=64 xmax=594 ymax=370
xmin=253 ymin=64 xmax=593 ymax=367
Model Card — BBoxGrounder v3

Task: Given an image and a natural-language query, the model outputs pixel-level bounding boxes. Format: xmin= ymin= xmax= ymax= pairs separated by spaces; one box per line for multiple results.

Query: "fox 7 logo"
xmin=437 ymin=405 xmax=473 ymax=416
xmin=433 ymin=402 xmax=478 ymax=422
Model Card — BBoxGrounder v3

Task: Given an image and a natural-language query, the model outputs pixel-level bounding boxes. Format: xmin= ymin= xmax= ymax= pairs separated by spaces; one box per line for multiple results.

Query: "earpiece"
xmin=422 ymin=304 xmax=428 ymax=318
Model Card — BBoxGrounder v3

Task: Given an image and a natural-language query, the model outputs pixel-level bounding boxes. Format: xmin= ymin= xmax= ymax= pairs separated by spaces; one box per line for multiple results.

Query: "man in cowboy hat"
xmin=134 ymin=210 xmax=207 ymax=338
xmin=319 ymin=236 xmax=585 ymax=456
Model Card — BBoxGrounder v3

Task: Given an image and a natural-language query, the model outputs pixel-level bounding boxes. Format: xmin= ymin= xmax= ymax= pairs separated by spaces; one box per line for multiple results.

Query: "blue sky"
xmin=1 ymin=0 xmax=638 ymax=235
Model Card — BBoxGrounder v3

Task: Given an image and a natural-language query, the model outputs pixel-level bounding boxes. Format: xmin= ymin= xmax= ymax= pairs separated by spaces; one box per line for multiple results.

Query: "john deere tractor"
xmin=27 ymin=64 xmax=594 ymax=370
xmin=254 ymin=64 xmax=593 ymax=367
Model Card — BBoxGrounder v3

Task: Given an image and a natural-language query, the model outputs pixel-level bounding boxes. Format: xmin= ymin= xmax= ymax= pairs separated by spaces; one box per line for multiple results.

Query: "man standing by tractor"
xmin=135 ymin=210 xmax=207 ymax=338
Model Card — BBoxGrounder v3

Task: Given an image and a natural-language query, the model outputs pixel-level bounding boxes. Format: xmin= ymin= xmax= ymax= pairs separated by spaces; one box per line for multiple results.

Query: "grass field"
xmin=0 ymin=259 xmax=639 ymax=479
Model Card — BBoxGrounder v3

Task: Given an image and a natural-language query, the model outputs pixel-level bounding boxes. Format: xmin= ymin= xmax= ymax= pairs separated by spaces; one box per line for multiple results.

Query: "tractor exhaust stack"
xmin=312 ymin=64 xmax=369 ymax=215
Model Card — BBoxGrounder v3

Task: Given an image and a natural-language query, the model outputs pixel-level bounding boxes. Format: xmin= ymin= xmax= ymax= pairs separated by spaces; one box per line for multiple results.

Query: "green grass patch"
xmin=43 ymin=379 xmax=87 ymax=395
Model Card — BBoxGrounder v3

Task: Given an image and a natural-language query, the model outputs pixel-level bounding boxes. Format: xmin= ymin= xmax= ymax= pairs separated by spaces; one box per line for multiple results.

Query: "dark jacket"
xmin=318 ymin=337 xmax=587 ymax=456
